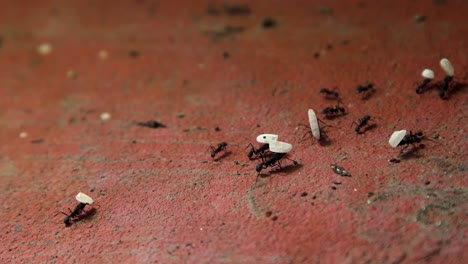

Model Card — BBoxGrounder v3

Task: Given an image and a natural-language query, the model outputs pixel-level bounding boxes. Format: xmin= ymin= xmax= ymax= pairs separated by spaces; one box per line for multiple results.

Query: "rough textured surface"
xmin=0 ymin=0 xmax=467 ymax=263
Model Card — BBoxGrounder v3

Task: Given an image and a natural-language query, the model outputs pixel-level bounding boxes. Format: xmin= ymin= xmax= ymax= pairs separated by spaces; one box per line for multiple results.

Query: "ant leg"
xmin=284 ymin=157 xmax=298 ymax=166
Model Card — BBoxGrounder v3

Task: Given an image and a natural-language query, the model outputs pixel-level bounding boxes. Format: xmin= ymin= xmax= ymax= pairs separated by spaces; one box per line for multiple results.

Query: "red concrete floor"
xmin=0 ymin=0 xmax=467 ymax=263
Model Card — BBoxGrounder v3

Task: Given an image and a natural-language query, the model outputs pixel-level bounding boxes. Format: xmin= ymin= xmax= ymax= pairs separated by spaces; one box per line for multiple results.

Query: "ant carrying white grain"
xmin=438 ymin=58 xmax=455 ymax=99
xmin=297 ymin=109 xmax=331 ymax=144
xmin=415 ymin=69 xmax=435 ymax=94
xmin=389 ymin=129 xmax=428 ymax=155
xmin=255 ymin=140 xmax=298 ymax=180
xmin=56 ymin=192 xmax=95 ymax=226
xmin=246 ymin=133 xmax=278 ymax=159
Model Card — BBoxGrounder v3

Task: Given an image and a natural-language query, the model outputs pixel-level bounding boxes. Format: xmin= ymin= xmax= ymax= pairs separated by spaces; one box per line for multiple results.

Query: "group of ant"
xmin=415 ymin=58 xmax=458 ymax=99
xmin=210 ymin=138 xmax=298 ymax=179
xmin=319 ymin=82 xmax=377 ymax=134
xmin=58 ymin=60 xmax=456 ymax=227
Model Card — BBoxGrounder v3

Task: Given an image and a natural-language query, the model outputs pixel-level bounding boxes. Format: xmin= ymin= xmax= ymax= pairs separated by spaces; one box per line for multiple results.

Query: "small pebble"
xmin=98 ymin=50 xmax=109 ymax=60
xmin=37 ymin=43 xmax=52 ymax=55
xmin=19 ymin=132 xmax=28 ymax=138
xmin=67 ymin=70 xmax=77 ymax=79
xmin=100 ymin=112 xmax=111 ymax=121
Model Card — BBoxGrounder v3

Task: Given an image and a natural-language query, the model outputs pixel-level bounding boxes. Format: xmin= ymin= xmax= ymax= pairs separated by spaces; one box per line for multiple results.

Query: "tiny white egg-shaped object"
xmin=421 ymin=69 xmax=434 ymax=79
xmin=308 ymin=109 xmax=320 ymax=140
xmin=100 ymin=112 xmax=111 ymax=121
xmin=269 ymin=140 xmax=293 ymax=153
xmin=256 ymin=134 xmax=279 ymax=143
xmin=76 ymin=192 xmax=94 ymax=204
xmin=440 ymin=58 xmax=454 ymax=76
xmin=388 ymin=130 xmax=407 ymax=147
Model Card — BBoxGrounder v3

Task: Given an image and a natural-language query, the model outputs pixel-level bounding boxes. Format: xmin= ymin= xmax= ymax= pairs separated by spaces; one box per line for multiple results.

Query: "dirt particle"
xmin=313 ymin=52 xmax=320 ymax=59
xmin=222 ymin=51 xmax=230 ymax=59
xmin=413 ymin=14 xmax=426 ymax=23
xmin=368 ymin=192 xmax=375 ymax=198
xmin=318 ymin=6 xmax=333 ymax=15
xmin=425 ymin=181 xmax=431 ymax=185
xmin=129 ymin=50 xmax=140 ymax=58
xmin=214 ymin=126 xmax=221 ymax=132
xmin=31 ymin=138 xmax=44 ymax=144
xmin=271 ymin=216 xmax=278 ymax=221
xmin=223 ymin=4 xmax=251 ymax=16
xmin=390 ymin=158 xmax=401 ymax=163
xmin=331 ymin=186 xmax=337 ymax=190
xmin=341 ymin=40 xmax=350 ymax=45
xmin=136 ymin=120 xmax=166 ymax=128
xmin=300 ymin=192 xmax=308 ymax=197
xmin=262 ymin=18 xmax=277 ymax=29
xmin=177 ymin=112 xmax=185 ymax=118
xmin=265 ymin=211 xmax=272 ymax=217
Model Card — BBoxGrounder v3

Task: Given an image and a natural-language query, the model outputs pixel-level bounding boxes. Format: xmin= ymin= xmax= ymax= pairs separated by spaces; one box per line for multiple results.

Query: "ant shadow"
xmin=357 ymin=124 xmax=378 ymax=134
xmin=445 ymin=81 xmax=467 ymax=99
xmin=73 ymin=207 xmax=97 ymax=224
xmin=324 ymin=113 xmax=347 ymax=120
xmin=257 ymin=163 xmax=303 ymax=179
xmin=213 ymin=151 xmax=232 ymax=161
xmin=399 ymin=144 xmax=425 ymax=160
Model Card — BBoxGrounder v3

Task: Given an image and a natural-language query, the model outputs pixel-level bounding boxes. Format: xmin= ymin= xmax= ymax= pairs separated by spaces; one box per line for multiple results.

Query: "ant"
xmin=319 ymin=88 xmax=340 ymax=100
xmin=416 ymin=79 xmax=433 ymax=94
xmin=356 ymin=82 xmax=376 ymax=99
xmin=210 ymin=142 xmax=228 ymax=158
xmin=255 ymin=153 xmax=297 ymax=178
xmin=246 ymin=143 xmax=269 ymax=159
xmin=438 ymin=75 xmax=454 ymax=99
xmin=61 ymin=202 xmax=88 ymax=226
xmin=397 ymin=130 xmax=424 ymax=152
xmin=322 ymin=103 xmax=346 ymax=118
xmin=352 ymin=115 xmax=373 ymax=134
xmin=415 ymin=69 xmax=435 ymax=94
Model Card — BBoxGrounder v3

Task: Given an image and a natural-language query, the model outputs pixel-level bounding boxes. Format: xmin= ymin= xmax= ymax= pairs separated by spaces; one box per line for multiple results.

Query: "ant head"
xmin=255 ymin=163 xmax=264 ymax=172
xmin=415 ymin=131 xmax=423 ymax=136
xmin=319 ymin=88 xmax=327 ymax=93
xmin=220 ymin=142 xmax=228 ymax=147
xmin=210 ymin=152 xmax=216 ymax=158
xmin=363 ymin=115 xmax=371 ymax=120
xmin=64 ymin=216 xmax=72 ymax=226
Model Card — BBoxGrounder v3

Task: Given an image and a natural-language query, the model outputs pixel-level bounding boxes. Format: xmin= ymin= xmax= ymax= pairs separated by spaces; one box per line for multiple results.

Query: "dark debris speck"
xmin=265 ymin=211 xmax=272 ymax=217
xmin=129 ymin=50 xmax=140 ymax=58
xmin=31 ymin=138 xmax=44 ymax=144
xmin=271 ymin=216 xmax=278 ymax=221
xmin=262 ymin=18 xmax=277 ymax=29
xmin=300 ymin=192 xmax=308 ymax=197
xmin=136 ymin=120 xmax=166 ymax=128
xmin=413 ymin=14 xmax=426 ymax=23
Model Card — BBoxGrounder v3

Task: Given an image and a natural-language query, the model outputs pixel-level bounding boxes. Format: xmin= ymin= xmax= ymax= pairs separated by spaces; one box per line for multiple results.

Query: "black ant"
xmin=319 ymin=88 xmax=340 ymax=100
xmin=59 ymin=202 xmax=90 ymax=226
xmin=246 ymin=143 xmax=269 ymax=159
xmin=416 ymin=78 xmax=433 ymax=94
xmin=322 ymin=103 xmax=346 ymax=118
xmin=397 ymin=130 xmax=424 ymax=152
xmin=438 ymin=75 xmax=454 ymax=99
xmin=210 ymin=142 xmax=228 ymax=158
xmin=352 ymin=115 xmax=372 ymax=134
xmin=255 ymin=153 xmax=297 ymax=178
xmin=356 ymin=82 xmax=376 ymax=99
